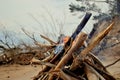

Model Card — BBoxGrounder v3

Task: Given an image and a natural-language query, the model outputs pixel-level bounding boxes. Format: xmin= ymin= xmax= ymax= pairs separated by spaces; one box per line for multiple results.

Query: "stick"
xmin=85 ymin=59 xmax=116 ymax=80
xmin=58 ymin=69 xmax=79 ymax=80
xmin=80 ymin=22 xmax=115 ymax=58
xmin=34 ymin=13 xmax=92 ymax=80
xmin=40 ymin=34 xmax=57 ymax=45
xmin=88 ymin=52 xmax=107 ymax=71
xmin=70 ymin=22 xmax=114 ymax=73
xmin=84 ymin=62 xmax=105 ymax=80
xmin=105 ymin=58 xmax=120 ymax=68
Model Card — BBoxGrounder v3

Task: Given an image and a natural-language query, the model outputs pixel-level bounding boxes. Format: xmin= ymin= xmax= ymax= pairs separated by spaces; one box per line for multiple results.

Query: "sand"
xmin=0 ymin=64 xmax=43 ymax=80
xmin=0 ymin=57 xmax=120 ymax=80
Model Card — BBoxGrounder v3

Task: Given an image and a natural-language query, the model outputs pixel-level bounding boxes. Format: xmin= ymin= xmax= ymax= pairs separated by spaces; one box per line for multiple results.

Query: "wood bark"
xmin=33 ymin=21 xmax=116 ymax=80
xmin=85 ymin=59 xmax=116 ymax=80
xmin=85 ymin=63 xmax=99 ymax=80
xmin=48 ymin=32 xmax=87 ymax=80
xmin=84 ymin=62 xmax=105 ymax=80
xmin=80 ymin=22 xmax=115 ymax=57
xmin=71 ymin=22 xmax=115 ymax=70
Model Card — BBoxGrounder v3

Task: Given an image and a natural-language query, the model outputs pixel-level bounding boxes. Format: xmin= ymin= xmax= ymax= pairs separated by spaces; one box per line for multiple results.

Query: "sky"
xmin=0 ymin=0 xmax=109 ymax=43
xmin=0 ymin=0 xmax=74 ymax=33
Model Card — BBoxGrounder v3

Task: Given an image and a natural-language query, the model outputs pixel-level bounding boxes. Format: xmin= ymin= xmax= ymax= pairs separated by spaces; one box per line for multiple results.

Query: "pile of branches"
xmin=0 ymin=24 xmax=56 ymax=65
xmin=32 ymin=13 xmax=116 ymax=80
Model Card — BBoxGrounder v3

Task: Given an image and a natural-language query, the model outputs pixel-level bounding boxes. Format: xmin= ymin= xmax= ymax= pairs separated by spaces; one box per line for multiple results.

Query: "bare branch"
xmin=34 ymin=41 xmax=56 ymax=48
xmin=80 ymin=22 xmax=114 ymax=57
xmin=40 ymin=34 xmax=57 ymax=45
xmin=0 ymin=35 xmax=11 ymax=49
xmin=105 ymin=58 xmax=120 ymax=68
xmin=0 ymin=45 xmax=7 ymax=50
xmin=21 ymin=28 xmax=37 ymax=42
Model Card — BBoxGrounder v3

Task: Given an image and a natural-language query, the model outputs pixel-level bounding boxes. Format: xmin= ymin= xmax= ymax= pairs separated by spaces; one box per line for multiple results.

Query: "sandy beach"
xmin=0 ymin=64 xmax=42 ymax=80
xmin=0 ymin=56 xmax=120 ymax=80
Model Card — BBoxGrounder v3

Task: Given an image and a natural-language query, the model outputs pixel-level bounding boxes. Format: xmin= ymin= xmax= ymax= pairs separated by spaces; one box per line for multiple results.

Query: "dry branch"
xmin=30 ymin=57 xmax=56 ymax=67
xmin=105 ymin=58 xmax=120 ymax=68
xmin=21 ymin=28 xmax=37 ymax=42
xmin=85 ymin=63 xmax=100 ymax=80
xmin=71 ymin=22 xmax=115 ymax=70
xmin=33 ymin=14 xmax=116 ymax=80
xmin=84 ymin=62 xmax=105 ymax=80
xmin=85 ymin=59 xmax=116 ymax=80
xmin=88 ymin=52 xmax=107 ymax=71
xmin=40 ymin=34 xmax=57 ymax=45
xmin=0 ymin=45 xmax=7 ymax=50
xmin=80 ymin=22 xmax=115 ymax=58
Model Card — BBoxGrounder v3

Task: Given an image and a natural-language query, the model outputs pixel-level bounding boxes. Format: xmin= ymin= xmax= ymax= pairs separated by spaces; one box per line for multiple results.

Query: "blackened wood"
xmin=71 ymin=12 xmax=92 ymax=40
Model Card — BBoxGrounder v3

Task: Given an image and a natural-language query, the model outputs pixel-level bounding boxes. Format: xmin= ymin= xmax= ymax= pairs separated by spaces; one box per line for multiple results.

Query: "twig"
xmin=40 ymin=34 xmax=57 ymax=45
xmin=105 ymin=58 xmax=120 ymax=68
xmin=21 ymin=28 xmax=37 ymax=42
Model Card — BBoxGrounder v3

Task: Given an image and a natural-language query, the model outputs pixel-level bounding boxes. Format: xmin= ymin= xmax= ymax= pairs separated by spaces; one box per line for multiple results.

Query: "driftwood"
xmin=57 ymin=69 xmax=79 ymax=80
xmin=30 ymin=57 xmax=56 ymax=67
xmin=54 ymin=32 xmax=87 ymax=69
xmin=48 ymin=32 xmax=87 ymax=80
xmin=81 ymin=22 xmax=114 ymax=57
xmin=33 ymin=14 xmax=116 ymax=80
xmin=70 ymin=22 xmax=115 ymax=70
xmin=85 ymin=63 xmax=100 ymax=80
xmin=33 ymin=12 xmax=92 ymax=80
